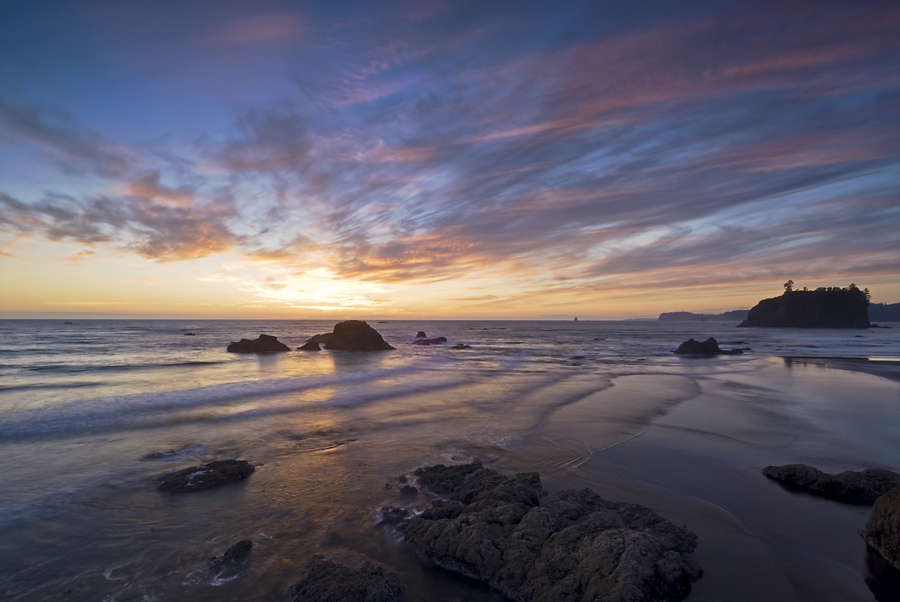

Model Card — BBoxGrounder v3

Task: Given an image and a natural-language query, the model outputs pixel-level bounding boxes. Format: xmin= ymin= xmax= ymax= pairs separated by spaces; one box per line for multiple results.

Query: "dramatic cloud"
xmin=1 ymin=0 xmax=898 ymax=314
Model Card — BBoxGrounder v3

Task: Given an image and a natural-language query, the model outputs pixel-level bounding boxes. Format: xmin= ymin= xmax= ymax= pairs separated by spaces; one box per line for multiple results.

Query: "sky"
xmin=1 ymin=0 xmax=898 ymax=319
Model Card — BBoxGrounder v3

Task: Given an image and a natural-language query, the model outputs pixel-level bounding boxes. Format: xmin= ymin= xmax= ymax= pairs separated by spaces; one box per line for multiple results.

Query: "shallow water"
xmin=1 ymin=319 xmax=898 ymax=601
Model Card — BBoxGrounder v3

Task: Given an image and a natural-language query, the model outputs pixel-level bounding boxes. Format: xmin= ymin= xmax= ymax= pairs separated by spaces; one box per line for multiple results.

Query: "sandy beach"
xmin=1 ymin=320 xmax=898 ymax=601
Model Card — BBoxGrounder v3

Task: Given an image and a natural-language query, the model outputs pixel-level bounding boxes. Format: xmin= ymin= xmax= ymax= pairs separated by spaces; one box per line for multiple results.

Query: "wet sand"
xmin=504 ymin=357 xmax=900 ymax=601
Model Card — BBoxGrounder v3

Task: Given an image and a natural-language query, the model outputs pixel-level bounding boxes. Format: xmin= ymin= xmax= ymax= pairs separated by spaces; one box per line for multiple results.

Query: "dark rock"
xmin=740 ymin=286 xmax=870 ymax=328
xmin=209 ymin=539 xmax=252 ymax=571
xmin=379 ymin=506 xmax=411 ymax=526
xmin=398 ymin=463 xmax=701 ymax=602
xmin=226 ymin=334 xmax=290 ymax=353
xmin=64 ymin=322 xmax=73 ymax=325
xmin=415 ymin=331 xmax=427 ymax=338
xmin=863 ymin=483 xmax=900 ymax=571
xmin=300 ymin=321 xmax=394 ymax=352
xmin=400 ymin=485 xmax=417 ymax=496
xmin=411 ymin=336 xmax=447 ymax=345
xmin=289 ymin=556 xmax=404 ymax=602
xmin=763 ymin=464 xmax=900 ymax=503
xmin=674 ymin=337 xmax=743 ymax=355
xmin=451 ymin=344 xmax=472 ymax=349
xmin=298 ymin=339 xmax=321 ymax=351
xmin=157 ymin=459 xmax=255 ymax=493
xmin=184 ymin=332 xmax=195 ymax=336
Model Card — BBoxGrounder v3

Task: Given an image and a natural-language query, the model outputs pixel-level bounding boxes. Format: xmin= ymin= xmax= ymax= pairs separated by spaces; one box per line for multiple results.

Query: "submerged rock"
xmin=674 ymin=337 xmax=743 ymax=355
xmin=209 ymin=539 xmax=252 ymax=571
xmin=226 ymin=334 xmax=290 ymax=353
xmin=289 ymin=556 xmax=404 ymax=602
xmin=763 ymin=464 xmax=900 ymax=503
xmin=862 ymin=484 xmax=900 ymax=571
xmin=157 ymin=459 xmax=255 ymax=493
xmin=394 ymin=462 xmax=701 ymax=602
xmin=300 ymin=321 xmax=394 ymax=352
xmin=411 ymin=336 xmax=447 ymax=345
xmin=451 ymin=343 xmax=472 ymax=349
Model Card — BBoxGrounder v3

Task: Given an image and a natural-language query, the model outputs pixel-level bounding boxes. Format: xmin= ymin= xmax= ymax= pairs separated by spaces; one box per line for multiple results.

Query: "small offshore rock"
xmin=674 ymin=337 xmax=743 ymax=355
xmin=157 ymin=459 xmax=255 ymax=493
xmin=400 ymin=485 xmax=417 ymax=496
xmin=415 ymin=331 xmax=427 ymax=338
xmin=763 ymin=464 xmax=900 ymax=503
xmin=298 ymin=339 xmax=321 ymax=351
xmin=862 ymin=483 xmax=900 ymax=570
xmin=226 ymin=334 xmax=290 ymax=353
xmin=289 ymin=556 xmax=404 ymax=602
xmin=184 ymin=332 xmax=196 ymax=336
xmin=209 ymin=539 xmax=252 ymax=571
xmin=451 ymin=343 xmax=471 ymax=349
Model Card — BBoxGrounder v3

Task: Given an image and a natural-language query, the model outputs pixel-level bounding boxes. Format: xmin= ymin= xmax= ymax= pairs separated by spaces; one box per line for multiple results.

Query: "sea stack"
xmin=300 ymin=320 xmax=394 ymax=351
xmin=739 ymin=284 xmax=870 ymax=328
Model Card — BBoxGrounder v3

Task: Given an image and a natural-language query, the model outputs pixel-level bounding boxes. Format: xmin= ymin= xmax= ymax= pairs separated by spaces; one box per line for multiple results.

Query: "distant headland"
xmin=739 ymin=281 xmax=870 ymax=328
xmin=658 ymin=310 xmax=749 ymax=322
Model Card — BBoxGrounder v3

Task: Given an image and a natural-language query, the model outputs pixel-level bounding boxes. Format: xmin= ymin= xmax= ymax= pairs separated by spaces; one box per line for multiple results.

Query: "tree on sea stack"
xmin=783 ymin=279 xmax=794 ymax=294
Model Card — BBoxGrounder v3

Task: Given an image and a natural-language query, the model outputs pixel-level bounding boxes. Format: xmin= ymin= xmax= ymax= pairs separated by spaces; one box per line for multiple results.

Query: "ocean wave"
xmin=0 ymin=361 xmax=446 ymax=440
xmin=18 ymin=360 xmax=227 ymax=374
xmin=0 ymin=381 xmax=103 ymax=393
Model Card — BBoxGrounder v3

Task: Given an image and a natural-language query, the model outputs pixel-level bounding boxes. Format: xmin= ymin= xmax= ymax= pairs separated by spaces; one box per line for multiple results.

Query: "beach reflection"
xmin=865 ymin=544 xmax=900 ymax=602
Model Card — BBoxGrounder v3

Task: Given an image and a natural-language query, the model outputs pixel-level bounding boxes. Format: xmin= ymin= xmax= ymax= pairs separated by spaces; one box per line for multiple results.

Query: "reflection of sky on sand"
xmin=538 ymin=358 xmax=900 ymax=602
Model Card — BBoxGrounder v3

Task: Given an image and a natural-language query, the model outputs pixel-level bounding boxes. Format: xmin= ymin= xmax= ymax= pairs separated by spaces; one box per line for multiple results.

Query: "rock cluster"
xmin=289 ymin=556 xmax=404 ymax=602
xmin=763 ymin=464 xmax=900 ymax=503
xmin=299 ymin=321 xmax=394 ymax=351
xmin=862 ymin=483 xmax=900 ymax=571
xmin=674 ymin=337 xmax=743 ymax=355
xmin=393 ymin=462 xmax=701 ymax=602
xmin=157 ymin=459 xmax=255 ymax=493
xmin=226 ymin=334 xmax=290 ymax=353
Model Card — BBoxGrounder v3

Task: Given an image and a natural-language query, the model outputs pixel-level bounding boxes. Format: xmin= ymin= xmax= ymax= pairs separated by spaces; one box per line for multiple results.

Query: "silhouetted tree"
xmin=783 ymin=279 xmax=794 ymax=293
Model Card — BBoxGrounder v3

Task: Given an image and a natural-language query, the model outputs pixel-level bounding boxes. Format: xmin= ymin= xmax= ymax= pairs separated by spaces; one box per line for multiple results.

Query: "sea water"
xmin=1 ymin=319 xmax=898 ymax=601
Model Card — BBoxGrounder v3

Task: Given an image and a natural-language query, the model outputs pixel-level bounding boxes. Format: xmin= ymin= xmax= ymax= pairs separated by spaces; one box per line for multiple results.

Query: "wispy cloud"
xmin=1 ymin=0 xmax=899 ymax=312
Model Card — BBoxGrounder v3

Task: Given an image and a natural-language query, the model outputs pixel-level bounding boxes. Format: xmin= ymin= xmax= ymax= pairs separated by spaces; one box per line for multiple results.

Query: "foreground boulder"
xmin=157 ymin=459 xmax=255 ymax=493
xmin=226 ymin=334 xmax=290 ymax=353
xmin=763 ymin=464 xmax=900 ymax=503
xmin=289 ymin=556 xmax=404 ymax=602
xmin=862 ymin=483 xmax=900 ymax=571
xmin=674 ymin=337 xmax=743 ymax=355
xmin=300 ymin=321 xmax=394 ymax=351
xmin=394 ymin=463 xmax=701 ymax=602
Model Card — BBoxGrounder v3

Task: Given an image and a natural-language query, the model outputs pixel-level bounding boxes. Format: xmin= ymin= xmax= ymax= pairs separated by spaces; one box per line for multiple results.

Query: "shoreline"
xmin=781 ymin=356 xmax=900 ymax=384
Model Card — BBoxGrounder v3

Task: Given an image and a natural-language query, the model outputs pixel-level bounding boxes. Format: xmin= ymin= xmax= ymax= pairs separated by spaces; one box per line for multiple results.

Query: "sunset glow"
xmin=2 ymin=0 xmax=898 ymax=318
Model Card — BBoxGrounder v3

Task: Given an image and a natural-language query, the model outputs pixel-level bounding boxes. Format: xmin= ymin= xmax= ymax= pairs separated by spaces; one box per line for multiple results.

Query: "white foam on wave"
xmin=0 ymin=360 xmax=448 ymax=440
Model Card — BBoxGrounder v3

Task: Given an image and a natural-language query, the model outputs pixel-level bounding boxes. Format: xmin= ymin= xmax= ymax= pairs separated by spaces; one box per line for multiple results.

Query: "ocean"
xmin=1 ymin=319 xmax=899 ymax=601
